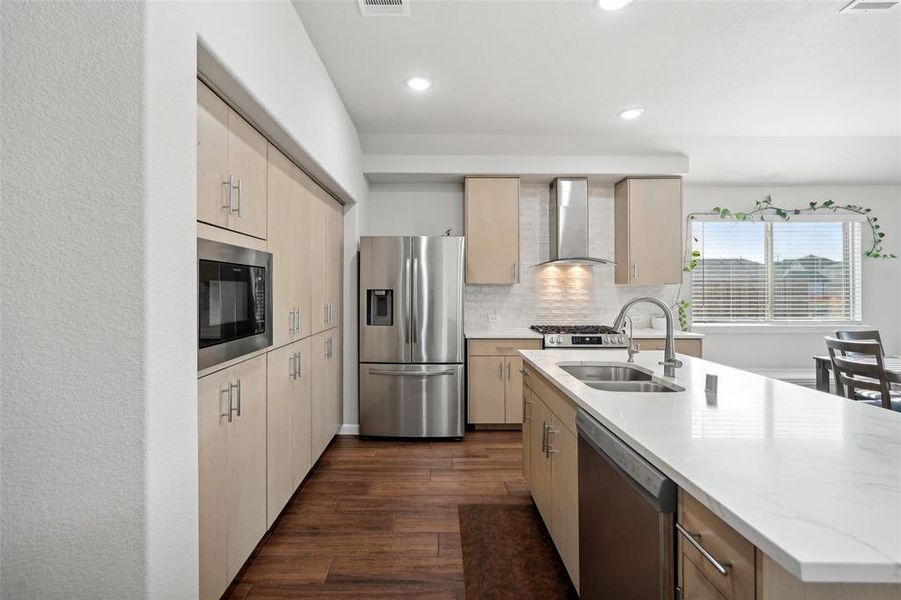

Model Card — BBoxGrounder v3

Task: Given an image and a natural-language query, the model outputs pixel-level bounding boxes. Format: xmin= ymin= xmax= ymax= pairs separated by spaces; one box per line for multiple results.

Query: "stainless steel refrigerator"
xmin=359 ymin=236 xmax=465 ymax=438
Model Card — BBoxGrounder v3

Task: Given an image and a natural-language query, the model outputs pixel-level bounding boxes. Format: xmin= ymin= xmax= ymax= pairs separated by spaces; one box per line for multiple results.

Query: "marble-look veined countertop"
xmin=464 ymin=327 xmax=704 ymax=340
xmin=519 ymin=348 xmax=901 ymax=584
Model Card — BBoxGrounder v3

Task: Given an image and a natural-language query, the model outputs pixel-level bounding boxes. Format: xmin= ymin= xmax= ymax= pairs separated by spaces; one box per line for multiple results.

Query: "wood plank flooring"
xmin=227 ymin=431 xmax=531 ymax=599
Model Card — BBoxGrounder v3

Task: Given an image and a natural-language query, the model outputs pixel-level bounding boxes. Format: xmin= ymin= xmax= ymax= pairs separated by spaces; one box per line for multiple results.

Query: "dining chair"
xmin=835 ymin=329 xmax=885 ymax=356
xmin=824 ymin=337 xmax=900 ymax=411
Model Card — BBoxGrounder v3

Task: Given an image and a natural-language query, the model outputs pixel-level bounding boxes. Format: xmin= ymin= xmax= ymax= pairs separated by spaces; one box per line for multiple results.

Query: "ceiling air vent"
xmin=358 ymin=0 xmax=411 ymax=17
xmin=839 ymin=0 xmax=897 ymax=12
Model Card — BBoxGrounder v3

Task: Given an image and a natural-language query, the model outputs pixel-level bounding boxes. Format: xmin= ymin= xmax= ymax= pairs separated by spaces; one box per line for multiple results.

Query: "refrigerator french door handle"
xmin=404 ymin=257 xmax=412 ymax=344
xmin=368 ymin=368 xmax=455 ymax=377
xmin=411 ymin=257 xmax=419 ymax=345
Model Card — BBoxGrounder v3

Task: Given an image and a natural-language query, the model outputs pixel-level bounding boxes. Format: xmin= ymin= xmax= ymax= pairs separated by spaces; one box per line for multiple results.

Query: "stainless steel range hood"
xmin=535 ymin=177 xmax=615 ymax=267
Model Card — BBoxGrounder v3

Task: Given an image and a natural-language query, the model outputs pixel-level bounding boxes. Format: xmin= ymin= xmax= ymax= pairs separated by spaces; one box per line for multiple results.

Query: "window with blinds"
xmin=691 ymin=218 xmax=862 ymax=323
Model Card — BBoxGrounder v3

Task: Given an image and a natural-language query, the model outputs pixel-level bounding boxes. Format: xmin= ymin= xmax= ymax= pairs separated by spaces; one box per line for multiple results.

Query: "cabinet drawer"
xmin=637 ymin=338 xmax=702 ymax=358
xmin=683 ymin=554 xmax=727 ymax=600
xmin=468 ymin=338 xmax=541 ymax=356
xmin=679 ymin=490 xmax=755 ymax=600
xmin=528 ymin=371 xmax=577 ymax=436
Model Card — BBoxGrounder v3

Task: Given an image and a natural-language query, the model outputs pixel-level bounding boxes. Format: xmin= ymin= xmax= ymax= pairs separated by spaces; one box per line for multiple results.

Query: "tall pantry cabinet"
xmin=196 ymin=80 xmax=344 ymax=600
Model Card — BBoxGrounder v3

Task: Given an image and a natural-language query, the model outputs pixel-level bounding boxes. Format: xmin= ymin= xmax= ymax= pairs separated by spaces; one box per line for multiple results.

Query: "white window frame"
xmin=689 ymin=214 xmax=864 ymax=328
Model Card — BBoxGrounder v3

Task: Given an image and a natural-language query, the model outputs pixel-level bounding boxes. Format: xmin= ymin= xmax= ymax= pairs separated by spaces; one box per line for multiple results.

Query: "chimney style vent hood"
xmin=535 ymin=177 xmax=616 ymax=267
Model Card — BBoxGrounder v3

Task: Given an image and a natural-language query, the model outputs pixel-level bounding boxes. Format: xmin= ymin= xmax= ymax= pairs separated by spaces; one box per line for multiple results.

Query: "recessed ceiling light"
xmin=618 ymin=108 xmax=644 ymax=120
xmin=598 ymin=0 xmax=634 ymax=11
xmin=406 ymin=76 xmax=431 ymax=91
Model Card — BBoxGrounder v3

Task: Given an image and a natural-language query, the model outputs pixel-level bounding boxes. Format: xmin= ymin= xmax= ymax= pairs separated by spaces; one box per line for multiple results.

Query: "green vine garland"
xmin=672 ymin=195 xmax=895 ymax=330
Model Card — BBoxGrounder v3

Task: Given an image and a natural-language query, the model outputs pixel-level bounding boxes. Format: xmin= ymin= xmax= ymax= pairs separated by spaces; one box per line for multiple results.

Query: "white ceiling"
xmin=293 ymin=0 xmax=901 ymax=183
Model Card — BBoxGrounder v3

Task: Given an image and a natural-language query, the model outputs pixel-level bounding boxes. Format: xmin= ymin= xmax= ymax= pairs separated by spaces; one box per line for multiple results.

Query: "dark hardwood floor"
xmin=228 ymin=430 xmax=531 ymax=599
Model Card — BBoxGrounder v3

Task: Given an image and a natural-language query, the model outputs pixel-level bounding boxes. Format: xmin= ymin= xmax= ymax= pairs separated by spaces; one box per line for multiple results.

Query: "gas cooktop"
xmin=529 ymin=324 xmax=628 ymax=348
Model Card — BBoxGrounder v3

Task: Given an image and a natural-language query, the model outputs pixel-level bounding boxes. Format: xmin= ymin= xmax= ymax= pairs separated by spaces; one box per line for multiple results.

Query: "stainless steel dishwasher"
xmin=577 ymin=410 xmax=676 ymax=599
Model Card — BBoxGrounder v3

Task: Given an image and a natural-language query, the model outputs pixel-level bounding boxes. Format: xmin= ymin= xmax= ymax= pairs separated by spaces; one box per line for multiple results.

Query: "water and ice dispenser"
xmin=366 ymin=289 xmax=393 ymax=326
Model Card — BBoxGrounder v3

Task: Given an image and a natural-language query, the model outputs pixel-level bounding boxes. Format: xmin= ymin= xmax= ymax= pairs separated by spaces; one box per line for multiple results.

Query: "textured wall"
xmin=1 ymin=2 xmax=148 ymax=597
xmin=465 ymin=183 xmax=675 ymax=329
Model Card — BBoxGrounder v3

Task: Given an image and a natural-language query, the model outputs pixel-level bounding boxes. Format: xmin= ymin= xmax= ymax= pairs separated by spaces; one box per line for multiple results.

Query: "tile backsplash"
xmin=464 ymin=182 xmax=680 ymax=329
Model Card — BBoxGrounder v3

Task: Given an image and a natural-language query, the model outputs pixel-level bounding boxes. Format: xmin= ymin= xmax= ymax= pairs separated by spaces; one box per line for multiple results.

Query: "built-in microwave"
xmin=198 ymin=238 xmax=272 ymax=371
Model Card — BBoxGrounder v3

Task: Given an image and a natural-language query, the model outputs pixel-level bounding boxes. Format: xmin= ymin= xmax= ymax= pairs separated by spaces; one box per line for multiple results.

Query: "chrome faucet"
xmin=612 ymin=297 xmax=683 ymax=378
xmin=624 ymin=316 xmax=639 ymax=363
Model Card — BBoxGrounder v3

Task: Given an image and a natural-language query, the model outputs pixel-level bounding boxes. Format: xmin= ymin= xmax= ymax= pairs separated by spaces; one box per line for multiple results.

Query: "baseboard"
xmin=338 ymin=424 xmax=360 ymax=435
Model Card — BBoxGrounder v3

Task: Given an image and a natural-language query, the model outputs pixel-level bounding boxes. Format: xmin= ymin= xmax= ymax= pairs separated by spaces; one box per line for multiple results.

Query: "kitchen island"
xmin=519 ymin=348 xmax=901 ymax=597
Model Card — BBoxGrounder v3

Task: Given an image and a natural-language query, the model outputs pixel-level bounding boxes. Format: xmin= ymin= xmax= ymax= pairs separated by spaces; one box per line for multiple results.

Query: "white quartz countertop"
xmin=464 ymin=327 xmax=543 ymax=339
xmin=464 ymin=327 xmax=703 ymax=340
xmin=519 ymin=348 xmax=901 ymax=584
xmin=629 ymin=327 xmax=704 ymax=340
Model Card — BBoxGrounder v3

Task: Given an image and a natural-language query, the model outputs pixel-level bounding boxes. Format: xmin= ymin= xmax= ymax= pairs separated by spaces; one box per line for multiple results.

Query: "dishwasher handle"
xmin=576 ymin=410 xmax=676 ymax=513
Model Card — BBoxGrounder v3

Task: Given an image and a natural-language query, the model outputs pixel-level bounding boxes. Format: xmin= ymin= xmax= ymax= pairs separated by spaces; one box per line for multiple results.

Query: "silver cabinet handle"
xmin=236 ymin=178 xmax=243 ymax=217
xmin=506 ymin=362 xmax=511 ymax=380
xmin=221 ymin=383 xmax=233 ymax=423
xmin=541 ymin=422 xmax=548 ymax=453
xmin=369 ymin=368 xmax=455 ymax=377
xmin=289 ymin=353 xmax=297 ymax=379
xmin=228 ymin=379 xmax=242 ymax=418
xmin=498 ymin=362 xmax=504 ymax=379
xmin=676 ymin=523 xmax=730 ymax=576
xmin=329 ymin=303 xmax=334 ymax=325
xmin=223 ymin=174 xmax=236 ymax=214
xmin=632 ymin=262 xmax=639 ymax=280
xmin=519 ymin=368 xmax=529 ymax=376
xmin=546 ymin=425 xmax=557 ymax=455
xmin=289 ymin=308 xmax=296 ymax=334
xmin=512 ymin=261 xmax=517 ymax=282
xmin=296 ymin=352 xmax=302 ymax=379
xmin=295 ymin=308 xmax=301 ymax=333
xmin=323 ymin=303 xmax=329 ymax=324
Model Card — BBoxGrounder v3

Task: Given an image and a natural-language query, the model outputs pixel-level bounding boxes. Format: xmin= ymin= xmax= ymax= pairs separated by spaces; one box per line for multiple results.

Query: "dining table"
xmin=812 ymin=354 xmax=901 ymax=392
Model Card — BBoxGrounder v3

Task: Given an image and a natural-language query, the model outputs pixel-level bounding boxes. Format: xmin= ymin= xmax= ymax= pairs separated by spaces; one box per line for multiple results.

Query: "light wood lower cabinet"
xmin=266 ymin=338 xmax=312 ymax=528
xmin=198 ymin=354 xmax=267 ymax=600
xmin=522 ymin=369 xmax=579 ymax=591
xmin=311 ymin=329 xmax=341 ymax=462
xmin=638 ymin=337 xmax=703 ymax=358
xmin=467 ymin=338 xmax=541 ymax=424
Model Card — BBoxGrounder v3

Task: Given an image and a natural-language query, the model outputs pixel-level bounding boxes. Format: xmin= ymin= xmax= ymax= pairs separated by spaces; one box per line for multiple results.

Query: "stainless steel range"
xmin=530 ymin=324 xmax=629 ymax=349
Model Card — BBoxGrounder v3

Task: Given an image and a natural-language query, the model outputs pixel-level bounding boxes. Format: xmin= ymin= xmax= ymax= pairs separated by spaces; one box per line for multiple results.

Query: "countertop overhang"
xmin=519 ymin=348 xmax=901 ymax=584
xmin=464 ymin=327 xmax=704 ymax=340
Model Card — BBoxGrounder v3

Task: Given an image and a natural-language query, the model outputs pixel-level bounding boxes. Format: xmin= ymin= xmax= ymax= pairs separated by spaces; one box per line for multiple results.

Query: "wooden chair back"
xmin=835 ymin=330 xmax=884 ymax=356
xmin=824 ymin=337 xmax=892 ymax=409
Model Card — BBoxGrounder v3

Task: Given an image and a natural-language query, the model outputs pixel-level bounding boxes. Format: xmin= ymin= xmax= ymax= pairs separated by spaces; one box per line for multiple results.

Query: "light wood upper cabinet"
xmin=614 ymin=177 xmax=683 ymax=285
xmin=307 ymin=181 xmax=342 ymax=335
xmin=268 ymin=145 xmax=312 ymax=348
xmin=311 ymin=330 xmax=341 ymax=462
xmin=197 ymin=81 xmax=230 ymax=230
xmin=196 ymin=80 xmax=267 ymax=239
xmin=197 ymin=354 xmax=267 ymax=600
xmin=464 ymin=177 xmax=520 ymax=284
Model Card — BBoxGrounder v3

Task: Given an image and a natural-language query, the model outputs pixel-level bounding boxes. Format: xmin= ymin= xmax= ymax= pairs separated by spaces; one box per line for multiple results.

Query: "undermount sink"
xmin=559 ymin=363 xmax=684 ymax=393
xmin=586 ymin=381 xmax=682 ymax=393
xmin=560 ymin=364 xmax=653 ymax=382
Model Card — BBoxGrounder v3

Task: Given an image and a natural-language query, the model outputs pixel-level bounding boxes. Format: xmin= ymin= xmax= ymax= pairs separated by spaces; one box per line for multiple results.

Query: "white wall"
xmin=364 ymin=183 xmax=464 ymax=236
xmin=1 ymin=3 xmax=150 ymax=597
xmin=1 ymin=1 xmax=366 ymax=597
xmin=684 ymin=184 xmax=901 ymax=370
